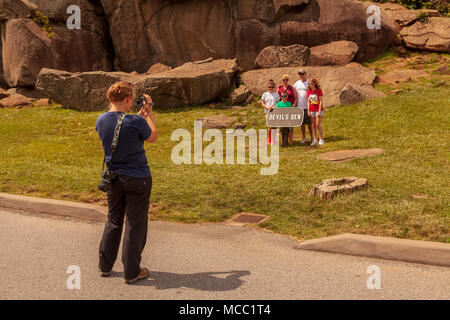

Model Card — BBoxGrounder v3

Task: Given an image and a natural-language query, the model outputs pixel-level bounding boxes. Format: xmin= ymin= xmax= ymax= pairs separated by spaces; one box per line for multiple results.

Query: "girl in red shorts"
xmin=307 ymin=78 xmax=324 ymax=146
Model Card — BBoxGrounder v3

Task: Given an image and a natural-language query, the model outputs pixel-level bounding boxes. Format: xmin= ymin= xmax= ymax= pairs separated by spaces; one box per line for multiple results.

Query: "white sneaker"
xmin=319 ymin=139 xmax=324 ymax=145
xmin=300 ymin=137 xmax=306 ymax=144
xmin=310 ymin=140 xmax=318 ymax=146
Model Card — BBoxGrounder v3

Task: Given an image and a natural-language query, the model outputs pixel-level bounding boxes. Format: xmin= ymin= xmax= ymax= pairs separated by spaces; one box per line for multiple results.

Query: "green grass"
xmin=363 ymin=49 xmax=450 ymax=76
xmin=1 ymin=76 xmax=449 ymax=243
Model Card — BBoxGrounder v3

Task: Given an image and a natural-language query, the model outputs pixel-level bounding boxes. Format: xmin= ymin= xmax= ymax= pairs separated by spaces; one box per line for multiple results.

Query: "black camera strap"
xmin=102 ymin=112 xmax=126 ymax=171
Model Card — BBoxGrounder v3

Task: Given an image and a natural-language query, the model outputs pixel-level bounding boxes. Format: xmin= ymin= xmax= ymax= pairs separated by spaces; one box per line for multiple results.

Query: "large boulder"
xmin=378 ymin=4 xmax=446 ymax=55
xmin=135 ymin=58 xmax=239 ymax=108
xmin=0 ymin=0 xmax=37 ymax=21
xmin=241 ymin=65 xmax=384 ymax=107
xmin=27 ymin=0 xmax=108 ymax=35
xmin=2 ymin=18 xmax=112 ymax=88
xmin=229 ymin=85 xmax=250 ymax=105
xmin=99 ymin=0 xmax=397 ymax=71
xmin=0 ymin=87 xmax=9 ymax=99
xmin=100 ymin=0 xmax=235 ymax=72
xmin=0 ymin=0 xmax=37 ymax=87
xmin=339 ymin=83 xmax=384 ymax=105
xmin=0 ymin=93 xmax=32 ymax=108
xmin=35 ymin=98 xmax=50 ymax=106
xmin=255 ymin=44 xmax=310 ymax=69
xmin=36 ymin=59 xmax=239 ymax=111
xmin=308 ymin=41 xmax=359 ymax=66
xmin=146 ymin=63 xmax=172 ymax=75
xmin=6 ymin=87 xmax=44 ymax=99
xmin=380 ymin=3 xmax=441 ymax=27
xmin=400 ymin=17 xmax=450 ymax=53
xmin=36 ymin=69 xmax=138 ymax=111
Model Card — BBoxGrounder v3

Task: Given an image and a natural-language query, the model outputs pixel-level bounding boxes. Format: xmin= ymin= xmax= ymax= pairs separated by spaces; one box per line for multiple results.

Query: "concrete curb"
xmin=2 ymin=192 xmax=448 ymax=267
xmin=0 ymin=192 xmax=107 ymax=222
xmin=296 ymin=233 xmax=450 ymax=267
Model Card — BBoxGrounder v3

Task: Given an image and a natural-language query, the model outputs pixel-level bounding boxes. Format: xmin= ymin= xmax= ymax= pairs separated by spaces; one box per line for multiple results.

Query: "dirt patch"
xmin=149 ymin=202 xmax=169 ymax=215
xmin=410 ymin=193 xmax=429 ymax=199
xmin=317 ymin=148 xmax=386 ymax=162
xmin=379 ymin=69 xmax=429 ymax=83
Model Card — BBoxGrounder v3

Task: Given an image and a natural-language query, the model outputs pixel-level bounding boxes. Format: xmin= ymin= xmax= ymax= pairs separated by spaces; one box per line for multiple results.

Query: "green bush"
xmin=417 ymin=10 xmax=430 ymax=21
xmin=33 ymin=10 xmax=55 ymax=38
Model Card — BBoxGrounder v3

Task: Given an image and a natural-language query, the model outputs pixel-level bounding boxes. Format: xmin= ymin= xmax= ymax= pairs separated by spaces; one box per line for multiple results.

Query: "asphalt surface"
xmin=0 ymin=208 xmax=449 ymax=300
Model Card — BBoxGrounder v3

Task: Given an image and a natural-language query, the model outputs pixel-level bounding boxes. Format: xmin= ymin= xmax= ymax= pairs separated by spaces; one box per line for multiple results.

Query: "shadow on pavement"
xmin=131 ymin=270 xmax=251 ymax=291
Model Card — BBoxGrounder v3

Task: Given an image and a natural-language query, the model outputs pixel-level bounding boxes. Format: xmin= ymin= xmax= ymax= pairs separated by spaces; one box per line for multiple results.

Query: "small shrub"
xmin=33 ymin=10 xmax=55 ymax=38
xmin=416 ymin=10 xmax=429 ymax=21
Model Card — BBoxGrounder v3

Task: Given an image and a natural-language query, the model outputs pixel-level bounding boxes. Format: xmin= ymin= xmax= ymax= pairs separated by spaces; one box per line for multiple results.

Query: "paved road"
xmin=0 ymin=208 xmax=449 ymax=300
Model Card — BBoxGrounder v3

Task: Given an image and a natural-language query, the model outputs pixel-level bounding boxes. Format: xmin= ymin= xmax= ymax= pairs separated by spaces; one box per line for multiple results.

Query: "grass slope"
xmin=0 ymin=70 xmax=449 ymax=243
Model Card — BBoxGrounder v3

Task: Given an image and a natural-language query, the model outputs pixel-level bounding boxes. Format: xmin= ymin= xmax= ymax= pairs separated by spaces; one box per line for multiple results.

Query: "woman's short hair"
xmin=282 ymin=74 xmax=290 ymax=81
xmin=107 ymin=81 xmax=132 ymax=103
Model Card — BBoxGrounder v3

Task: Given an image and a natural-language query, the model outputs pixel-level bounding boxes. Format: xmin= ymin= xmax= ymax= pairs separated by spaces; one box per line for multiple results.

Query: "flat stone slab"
xmin=0 ymin=192 xmax=107 ymax=222
xmin=297 ymin=233 xmax=450 ymax=267
xmin=35 ymin=98 xmax=51 ymax=106
xmin=0 ymin=94 xmax=33 ymax=108
xmin=195 ymin=115 xmax=238 ymax=129
xmin=317 ymin=148 xmax=385 ymax=162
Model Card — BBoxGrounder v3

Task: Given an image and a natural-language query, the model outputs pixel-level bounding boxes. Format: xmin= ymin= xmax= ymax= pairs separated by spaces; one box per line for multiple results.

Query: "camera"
xmin=98 ymin=169 xmax=118 ymax=193
xmin=136 ymin=96 xmax=146 ymax=108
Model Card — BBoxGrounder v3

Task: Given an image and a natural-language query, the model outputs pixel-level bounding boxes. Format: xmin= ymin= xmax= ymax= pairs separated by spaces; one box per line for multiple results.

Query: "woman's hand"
xmin=137 ymin=94 xmax=154 ymax=118
xmin=137 ymin=106 xmax=148 ymax=118
xmin=142 ymin=94 xmax=157 ymax=143
xmin=143 ymin=94 xmax=153 ymax=112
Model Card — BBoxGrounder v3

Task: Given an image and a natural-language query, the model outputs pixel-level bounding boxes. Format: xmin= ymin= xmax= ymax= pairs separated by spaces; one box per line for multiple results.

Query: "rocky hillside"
xmin=0 ymin=0 xmax=448 ymax=109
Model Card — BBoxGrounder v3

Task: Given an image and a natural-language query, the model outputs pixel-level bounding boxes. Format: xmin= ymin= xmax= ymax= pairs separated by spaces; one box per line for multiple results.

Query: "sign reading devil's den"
xmin=266 ymin=108 xmax=304 ymax=128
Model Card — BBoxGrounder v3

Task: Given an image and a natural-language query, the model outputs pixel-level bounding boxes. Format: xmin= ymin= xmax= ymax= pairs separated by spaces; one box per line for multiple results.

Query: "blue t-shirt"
xmin=96 ymin=111 xmax=152 ymax=178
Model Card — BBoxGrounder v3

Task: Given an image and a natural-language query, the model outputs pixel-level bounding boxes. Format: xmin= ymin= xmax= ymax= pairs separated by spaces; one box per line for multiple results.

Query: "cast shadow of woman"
xmin=134 ymin=270 xmax=251 ymax=291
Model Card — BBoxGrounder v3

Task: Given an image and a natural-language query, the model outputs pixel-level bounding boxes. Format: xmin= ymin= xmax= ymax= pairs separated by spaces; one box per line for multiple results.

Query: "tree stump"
xmin=308 ymin=177 xmax=369 ymax=200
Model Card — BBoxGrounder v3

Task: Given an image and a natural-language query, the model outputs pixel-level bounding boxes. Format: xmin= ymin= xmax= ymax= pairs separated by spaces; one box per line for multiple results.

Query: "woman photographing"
xmin=96 ymin=81 xmax=157 ymax=284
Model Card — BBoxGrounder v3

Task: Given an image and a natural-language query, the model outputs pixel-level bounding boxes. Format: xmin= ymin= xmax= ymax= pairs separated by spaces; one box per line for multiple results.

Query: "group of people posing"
xmin=260 ymin=69 xmax=324 ymax=147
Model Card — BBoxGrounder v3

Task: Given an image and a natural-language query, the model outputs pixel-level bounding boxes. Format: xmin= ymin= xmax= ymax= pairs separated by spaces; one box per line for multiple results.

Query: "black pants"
xmin=281 ymin=128 xmax=290 ymax=147
xmin=99 ymin=174 xmax=152 ymax=280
